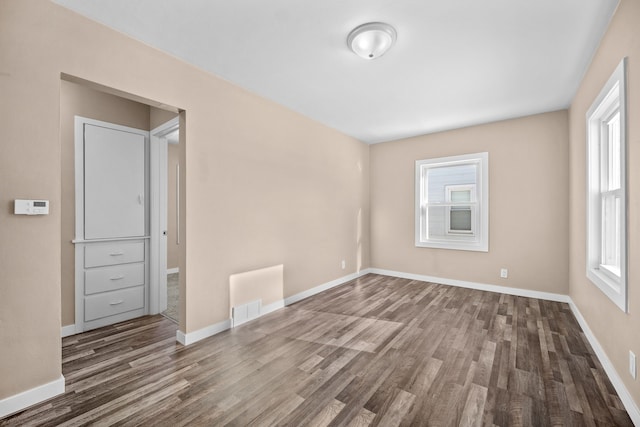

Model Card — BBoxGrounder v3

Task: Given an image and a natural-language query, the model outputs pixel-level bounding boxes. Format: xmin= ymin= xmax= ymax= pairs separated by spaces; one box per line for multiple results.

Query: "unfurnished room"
xmin=0 ymin=0 xmax=639 ymax=425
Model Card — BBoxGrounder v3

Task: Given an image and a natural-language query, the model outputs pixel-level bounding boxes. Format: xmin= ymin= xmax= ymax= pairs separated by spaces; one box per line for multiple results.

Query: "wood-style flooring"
xmin=1 ymin=274 xmax=634 ymax=426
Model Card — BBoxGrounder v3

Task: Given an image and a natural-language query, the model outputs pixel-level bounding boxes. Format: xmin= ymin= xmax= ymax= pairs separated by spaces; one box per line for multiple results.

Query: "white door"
xmin=84 ymin=124 xmax=146 ymax=239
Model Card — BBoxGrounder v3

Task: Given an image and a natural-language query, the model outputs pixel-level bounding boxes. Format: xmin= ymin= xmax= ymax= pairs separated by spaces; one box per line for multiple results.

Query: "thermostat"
xmin=14 ymin=199 xmax=49 ymax=215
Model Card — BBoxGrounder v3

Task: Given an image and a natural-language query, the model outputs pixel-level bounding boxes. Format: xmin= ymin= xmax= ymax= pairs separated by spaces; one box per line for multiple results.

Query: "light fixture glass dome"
xmin=347 ymin=22 xmax=397 ymax=60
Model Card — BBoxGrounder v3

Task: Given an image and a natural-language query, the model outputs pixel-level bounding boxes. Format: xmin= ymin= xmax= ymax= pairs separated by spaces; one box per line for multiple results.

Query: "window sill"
xmin=587 ymin=267 xmax=626 ymax=312
xmin=416 ymin=240 xmax=488 ymax=252
xmin=599 ymin=264 xmax=621 ymax=279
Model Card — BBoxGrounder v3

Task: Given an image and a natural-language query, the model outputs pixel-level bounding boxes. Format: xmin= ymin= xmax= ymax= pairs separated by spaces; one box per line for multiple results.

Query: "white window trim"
xmin=415 ymin=152 xmax=489 ymax=252
xmin=586 ymin=57 xmax=628 ymax=312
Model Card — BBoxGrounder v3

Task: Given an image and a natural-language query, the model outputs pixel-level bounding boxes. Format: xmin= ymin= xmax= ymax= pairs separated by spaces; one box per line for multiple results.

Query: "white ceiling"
xmin=54 ymin=0 xmax=619 ymax=144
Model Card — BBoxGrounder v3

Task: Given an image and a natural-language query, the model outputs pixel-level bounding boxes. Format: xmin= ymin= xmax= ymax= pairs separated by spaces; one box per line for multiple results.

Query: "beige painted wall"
xmin=370 ymin=111 xmax=569 ymax=294
xmin=60 ymin=80 xmax=151 ymax=327
xmin=150 ymin=107 xmax=178 ymax=131
xmin=0 ymin=0 xmax=369 ymax=401
xmin=568 ymin=0 xmax=640 ymax=405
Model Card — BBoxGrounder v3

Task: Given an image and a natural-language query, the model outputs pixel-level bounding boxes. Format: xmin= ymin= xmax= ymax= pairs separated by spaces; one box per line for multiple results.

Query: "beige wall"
xmin=60 ymin=80 xmax=151 ymax=327
xmin=150 ymin=107 xmax=178 ymax=131
xmin=568 ymin=0 xmax=640 ymax=405
xmin=0 ymin=0 xmax=369 ymax=401
xmin=370 ymin=111 xmax=569 ymax=294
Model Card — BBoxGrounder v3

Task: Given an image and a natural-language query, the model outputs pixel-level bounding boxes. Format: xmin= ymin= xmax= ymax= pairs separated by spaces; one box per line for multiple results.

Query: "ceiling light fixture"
xmin=347 ymin=22 xmax=397 ymax=60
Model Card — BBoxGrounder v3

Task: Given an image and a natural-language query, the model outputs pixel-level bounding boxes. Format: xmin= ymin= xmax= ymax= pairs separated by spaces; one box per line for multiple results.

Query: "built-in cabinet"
xmin=82 ymin=240 xmax=146 ymax=327
xmin=74 ymin=117 xmax=150 ymax=332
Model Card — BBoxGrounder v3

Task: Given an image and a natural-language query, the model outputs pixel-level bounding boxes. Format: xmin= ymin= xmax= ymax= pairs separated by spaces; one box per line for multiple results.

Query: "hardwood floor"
xmin=1 ymin=274 xmax=633 ymax=426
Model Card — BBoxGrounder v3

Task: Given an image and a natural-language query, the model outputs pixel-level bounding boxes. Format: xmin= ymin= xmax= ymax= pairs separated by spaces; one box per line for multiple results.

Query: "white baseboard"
xmin=568 ymin=300 xmax=640 ymax=425
xmin=371 ymin=268 xmax=639 ymax=422
xmin=176 ymin=318 xmax=231 ymax=346
xmin=262 ymin=299 xmax=285 ymax=316
xmin=0 ymin=375 xmax=65 ymax=419
xmin=369 ymin=268 xmax=570 ymax=303
xmin=166 ymin=267 xmax=179 ymax=275
xmin=284 ymin=268 xmax=372 ymax=306
xmin=61 ymin=324 xmax=78 ymax=338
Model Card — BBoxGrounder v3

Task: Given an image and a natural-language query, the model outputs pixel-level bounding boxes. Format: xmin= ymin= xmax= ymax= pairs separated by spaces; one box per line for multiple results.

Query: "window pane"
xmin=427 ymin=205 xmax=475 ymax=239
xmin=450 ymin=190 xmax=471 ymax=203
xmin=426 ymin=164 xmax=476 ymax=203
xmin=450 ymin=209 xmax=472 ymax=231
xmin=601 ymin=193 xmax=621 ymax=273
xmin=427 ymin=205 xmax=447 ymax=238
xmin=607 ymin=112 xmax=621 ymax=191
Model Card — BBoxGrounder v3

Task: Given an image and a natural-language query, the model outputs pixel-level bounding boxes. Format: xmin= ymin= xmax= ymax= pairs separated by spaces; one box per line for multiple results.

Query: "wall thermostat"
xmin=14 ymin=199 xmax=49 ymax=215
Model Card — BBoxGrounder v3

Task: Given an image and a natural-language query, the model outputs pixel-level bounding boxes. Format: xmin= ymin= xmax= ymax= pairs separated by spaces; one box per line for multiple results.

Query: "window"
xmin=415 ymin=152 xmax=488 ymax=251
xmin=586 ymin=58 xmax=627 ymax=312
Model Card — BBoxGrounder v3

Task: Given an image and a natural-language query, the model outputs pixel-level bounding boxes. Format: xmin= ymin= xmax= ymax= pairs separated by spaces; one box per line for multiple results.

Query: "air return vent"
xmin=232 ymin=299 xmax=261 ymax=327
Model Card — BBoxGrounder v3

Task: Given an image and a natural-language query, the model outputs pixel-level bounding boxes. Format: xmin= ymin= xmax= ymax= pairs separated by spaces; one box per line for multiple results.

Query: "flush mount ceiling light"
xmin=347 ymin=22 xmax=397 ymax=60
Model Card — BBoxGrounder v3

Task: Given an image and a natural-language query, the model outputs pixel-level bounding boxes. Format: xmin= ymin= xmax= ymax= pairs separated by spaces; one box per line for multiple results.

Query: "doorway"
xmin=150 ymin=117 xmax=180 ymax=323
xmin=61 ymin=75 xmax=184 ymax=336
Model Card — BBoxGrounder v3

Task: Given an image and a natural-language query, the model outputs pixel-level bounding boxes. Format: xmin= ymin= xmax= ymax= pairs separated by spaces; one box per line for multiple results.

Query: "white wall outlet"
xmin=500 ymin=268 xmax=508 ymax=279
xmin=630 ymin=351 xmax=637 ymax=379
xmin=341 ymin=260 xmax=346 ymax=269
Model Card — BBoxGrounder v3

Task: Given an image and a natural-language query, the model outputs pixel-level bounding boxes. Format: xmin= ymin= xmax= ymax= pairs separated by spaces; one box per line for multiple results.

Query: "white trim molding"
xmin=585 ymin=57 xmax=628 ymax=313
xmin=568 ymin=301 xmax=640 ymax=425
xmin=176 ymin=319 xmax=232 ymax=346
xmin=369 ymin=268 xmax=569 ymax=303
xmin=415 ymin=152 xmax=489 ymax=252
xmin=61 ymin=324 xmax=78 ymax=338
xmin=166 ymin=267 xmax=179 ymax=275
xmin=261 ymin=299 xmax=285 ymax=316
xmin=284 ymin=269 xmax=373 ymax=306
xmin=0 ymin=376 xmax=65 ymax=419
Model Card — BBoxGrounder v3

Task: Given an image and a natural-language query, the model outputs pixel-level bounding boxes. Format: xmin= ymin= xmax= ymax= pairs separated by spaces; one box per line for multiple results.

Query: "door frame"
xmin=149 ymin=117 xmax=179 ymax=315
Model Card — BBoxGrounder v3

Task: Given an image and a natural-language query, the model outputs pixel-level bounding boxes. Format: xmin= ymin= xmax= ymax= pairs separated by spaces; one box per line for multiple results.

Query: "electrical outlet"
xmin=341 ymin=260 xmax=346 ymax=269
xmin=500 ymin=268 xmax=508 ymax=279
xmin=630 ymin=351 xmax=637 ymax=379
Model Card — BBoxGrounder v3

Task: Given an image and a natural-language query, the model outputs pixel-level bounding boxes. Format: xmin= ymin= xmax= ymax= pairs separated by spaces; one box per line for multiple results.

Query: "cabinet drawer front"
xmin=85 ymin=241 xmax=144 ymax=268
xmin=85 ymin=287 xmax=144 ymax=322
xmin=85 ymin=263 xmax=145 ymax=295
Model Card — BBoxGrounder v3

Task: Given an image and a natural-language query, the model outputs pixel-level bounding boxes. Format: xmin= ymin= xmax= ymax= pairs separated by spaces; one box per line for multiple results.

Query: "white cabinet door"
xmin=84 ymin=124 xmax=146 ymax=239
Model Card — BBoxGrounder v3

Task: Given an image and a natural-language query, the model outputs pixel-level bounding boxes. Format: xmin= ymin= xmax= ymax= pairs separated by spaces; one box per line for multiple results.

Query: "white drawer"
xmin=84 ymin=287 xmax=144 ymax=322
xmin=85 ymin=263 xmax=145 ymax=295
xmin=85 ymin=241 xmax=144 ymax=268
